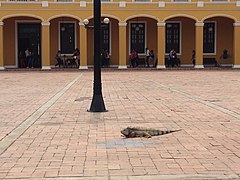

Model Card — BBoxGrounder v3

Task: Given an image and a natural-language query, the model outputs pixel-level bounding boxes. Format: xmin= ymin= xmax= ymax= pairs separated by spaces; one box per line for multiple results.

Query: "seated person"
xmin=220 ymin=49 xmax=229 ymax=59
xmin=130 ymin=50 xmax=138 ymax=67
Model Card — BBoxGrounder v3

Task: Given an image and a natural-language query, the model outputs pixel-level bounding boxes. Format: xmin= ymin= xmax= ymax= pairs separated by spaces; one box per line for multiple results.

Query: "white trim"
xmin=210 ymin=0 xmax=230 ymax=2
xmin=119 ymin=1 xmax=126 ymax=7
xmin=41 ymin=21 xmax=50 ymax=26
xmin=128 ymin=21 xmax=147 ymax=55
xmin=233 ymin=22 xmax=240 ymax=26
xmin=158 ymin=1 xmax=165 ymax=7
xmin=42 ymin=1 xmax=48 ymax=7
xmin=58 ymin=21 xmax=77 ymax=55
xmin=195 ymin=22 xmax=204 ymax=26
xmin=203 ymin=21 xmax=217 ymax=55
xmin=118 ymin=22 xmax=127 ymax=27
xmin=79 ymin=22 xmax=84 ymax=26
xmin=15 ymin=20 xmax=41 ymax=68
xmin=0 ymin=22 xmax=4 ymax=26
xmin=156 ymin=65 xmax=166 ymax=69
xmin=165 ymin=21 xmax=182 ymax=56
xmin=118 ymin=65 xmax=127 ymax=69
xmin=233 ymin=64 xmax=240 ymax=68
xmin=79 ymin=1 xmax=86 ymax=7
xmin=0 ymin=66 xmax=5 ymax=70
xmin=79 ymin=66 xmax=88 ymax=69
xmin=197 ymin=1 xmax=204 ymax=7
xmin=194 ymin=65 xmax=204 ymax=68
xmin=157 ymin=22 xmax=165 ymax=27
xmin=42 ymin=66 xmax=51 ymax=70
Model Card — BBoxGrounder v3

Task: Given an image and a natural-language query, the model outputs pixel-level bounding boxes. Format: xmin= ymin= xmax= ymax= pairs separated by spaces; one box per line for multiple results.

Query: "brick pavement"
xmin=0 ymin=70 xmax=240 ymax=179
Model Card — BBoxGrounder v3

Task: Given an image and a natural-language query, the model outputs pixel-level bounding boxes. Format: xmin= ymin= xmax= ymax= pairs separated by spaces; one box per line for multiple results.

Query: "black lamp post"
xmin=83 ymin=0 xmax=108 ymax=112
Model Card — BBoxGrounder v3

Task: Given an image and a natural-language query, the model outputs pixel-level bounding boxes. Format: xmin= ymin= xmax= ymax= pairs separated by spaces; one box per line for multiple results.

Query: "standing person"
xmin=105 ymin=49 xmax=110 ymax=67
xmin=73 ymin=48 xmax=80 ymax=67
xmin=145 ymin=48 xmax=150 ymax=67
xmin=191 ymin=50 xmax=196 ymax=66
xmin=55 ymin=50 xmax=62 ymax=67
xmin=169 ymin=49 xmax=176 ymax=67
xmin=25 ymin=48 xmax=31 ymax=68
xmin=149 ymin=50 xmax=155 ymax=67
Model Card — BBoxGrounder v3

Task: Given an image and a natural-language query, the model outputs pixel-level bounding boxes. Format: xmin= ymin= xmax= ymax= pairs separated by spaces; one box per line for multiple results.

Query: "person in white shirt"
xmin=145 ymin=48 xmax=150 ymax=67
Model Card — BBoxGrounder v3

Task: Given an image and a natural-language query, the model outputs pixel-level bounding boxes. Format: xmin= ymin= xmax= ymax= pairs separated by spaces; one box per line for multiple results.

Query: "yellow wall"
xmin=0 ymin=3 xmax=239 ymax=67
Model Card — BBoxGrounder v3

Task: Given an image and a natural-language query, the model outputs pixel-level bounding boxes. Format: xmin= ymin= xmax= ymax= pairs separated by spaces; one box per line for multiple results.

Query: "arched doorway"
xmin=3 ymin=16 xmax=42 ymax=68
xmin=203 ymin=16 xmax=234 ymax=67
xmin=86 ymin=17 xmax=119 ymax=67
xmin=164 ymin=16 xmax=196 ymax=67
xmin=126 ymin=16 xmax=158 ymax=67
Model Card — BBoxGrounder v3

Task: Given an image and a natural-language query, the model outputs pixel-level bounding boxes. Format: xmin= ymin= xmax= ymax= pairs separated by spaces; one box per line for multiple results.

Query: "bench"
xmin=165 ymin=58 xmax=181 ymax=67
xmin=61 ymin=55 xmax=78 ymax=68
xmin=203 ymin=58 xmax=219 ymax=67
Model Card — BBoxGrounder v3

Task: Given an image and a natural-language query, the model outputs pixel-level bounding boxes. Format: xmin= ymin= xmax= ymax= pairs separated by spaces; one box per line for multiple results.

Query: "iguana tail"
xmin=157 ymin=129 xmax=182 ymax=136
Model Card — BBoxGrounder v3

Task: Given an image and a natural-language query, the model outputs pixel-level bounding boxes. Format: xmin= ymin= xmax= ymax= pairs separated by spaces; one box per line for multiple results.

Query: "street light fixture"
xmin=84 ymin=6 xmax=109 ymax=112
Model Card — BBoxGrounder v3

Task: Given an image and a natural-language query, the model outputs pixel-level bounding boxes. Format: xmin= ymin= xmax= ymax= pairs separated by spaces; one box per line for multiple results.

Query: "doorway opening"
xmin=18 ymin=23 xmax=41 ymax=68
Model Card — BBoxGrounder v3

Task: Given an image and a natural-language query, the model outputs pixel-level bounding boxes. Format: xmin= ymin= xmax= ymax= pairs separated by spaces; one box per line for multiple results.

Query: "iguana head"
xmin=121 ymin=127 xmax=131 ymax=137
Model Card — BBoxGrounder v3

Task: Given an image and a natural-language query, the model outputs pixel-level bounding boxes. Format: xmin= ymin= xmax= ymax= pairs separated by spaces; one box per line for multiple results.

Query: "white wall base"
xmin=79 ymin=66 xmax=88 ymax=69
xmin=118 ymin=65 xmax=127 ymax=69
xmin=42 ymin=66 xmax=51 ymax=70
xmin=0 ymin=66 xmax=5 ymax=70
xmin=233 ymin=64 xmax=240 ymax=68
xmin=156 ymin=65 xmax=166 ymax=69
xmin=195 ymin=65 xmax=204 ymax=68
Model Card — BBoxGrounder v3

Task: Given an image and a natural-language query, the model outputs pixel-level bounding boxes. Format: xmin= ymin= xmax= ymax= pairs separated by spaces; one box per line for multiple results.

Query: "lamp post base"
xmin=88 ymin=94 xmax=107 ymax=112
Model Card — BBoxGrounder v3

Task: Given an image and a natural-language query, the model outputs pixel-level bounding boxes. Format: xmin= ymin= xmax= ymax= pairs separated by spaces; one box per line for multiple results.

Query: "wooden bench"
xmin=165 ymin=58 xmax=181 ymax=67
xmin=203 ymin=58 xmax=219 ymax=67
xmin=61 ymin=55 xmax=78 ymax=68
xmin=137 ymin=58 xmax=146 ymax=67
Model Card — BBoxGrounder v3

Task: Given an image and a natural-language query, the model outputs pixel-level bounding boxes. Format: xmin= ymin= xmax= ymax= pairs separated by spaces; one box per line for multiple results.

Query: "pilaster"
xmin=233 ymin=22 xmax=240 ymax=68
xmin=157 ymin=22 xmax=166 ymax=69
xmin=0 ymin=22 xmax=5 ymax=70
xmin=41 ymin=21 xmax=51 ymax=69
xmin=118 ymin=22 xmax=127 ymax=69
xmin=195 ymin=22 xmax=204 ymax=68
xmin=79 ymin=22 xmax=88 ymax=69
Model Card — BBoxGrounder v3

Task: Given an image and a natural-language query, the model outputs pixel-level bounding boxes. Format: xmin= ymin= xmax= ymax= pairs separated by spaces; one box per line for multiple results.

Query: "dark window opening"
xmin=60 ymin=22 xmax=75 ymax=54
xmin=130 ymin=23 xmax=145 ymax=53
xmin=166 ymin=23 xmax=180 ymax=53
xmin=204 ymin=22 xmax=215 ymax=53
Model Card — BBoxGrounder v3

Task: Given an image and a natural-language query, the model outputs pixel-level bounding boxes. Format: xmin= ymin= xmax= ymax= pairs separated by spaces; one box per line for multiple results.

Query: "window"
xmin=204 ymin=22 xmax=215 ymax=53
xmin=173 ymin=0 xmax=189 ymax=2
xmin=130 ymin=23 xmax=145 ymax=53
xmin=60 ymin=22 xmax=75 ymax=54
xmin=166 ymin=23 xmax=180 ymax=53
xmin=101 ymin=24 xmax=110 ymax=53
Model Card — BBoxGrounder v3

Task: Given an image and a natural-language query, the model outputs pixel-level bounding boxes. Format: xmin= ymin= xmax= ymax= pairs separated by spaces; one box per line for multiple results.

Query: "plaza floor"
xmin=0 ymin=70 xmax=240 ymax=179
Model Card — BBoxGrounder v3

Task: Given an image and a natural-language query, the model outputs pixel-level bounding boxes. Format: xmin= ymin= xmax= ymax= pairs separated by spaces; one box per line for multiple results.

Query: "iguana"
xmin=121 ymin=127 xmax=181 ymax=138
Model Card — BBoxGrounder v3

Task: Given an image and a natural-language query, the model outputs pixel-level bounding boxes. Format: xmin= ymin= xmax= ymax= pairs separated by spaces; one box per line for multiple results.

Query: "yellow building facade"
xmin=0 ymin=0 xmax=240 ymax=69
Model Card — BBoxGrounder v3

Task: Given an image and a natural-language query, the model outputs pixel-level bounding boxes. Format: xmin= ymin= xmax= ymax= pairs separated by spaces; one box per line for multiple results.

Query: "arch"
xmin=124 ymin=14 xmax=159 ymax=22
xmin=48 ymin=14 xmax=81 ymax=22
xmin=201 ymin=14 xmax=237 ymax=22
xmin=0 ymin=14 xmax=44 ymax=21
xmin=163 ymin=14 xmax=198 ymax=22
xmin=85 ymin=14 xmax=121 ymax=22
